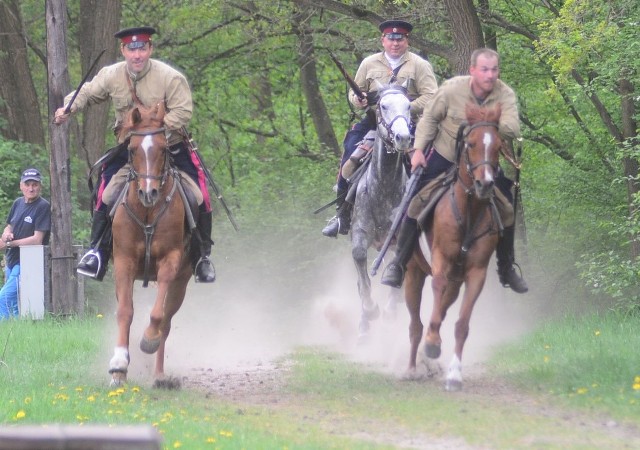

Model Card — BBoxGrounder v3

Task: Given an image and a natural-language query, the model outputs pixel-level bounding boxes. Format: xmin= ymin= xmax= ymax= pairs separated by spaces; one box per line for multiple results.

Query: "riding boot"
xmin=77 ymin=209 xmax=112 ymax=281
xmin=380 ymin=218 xmax=419 ymax=288
xmin=496 ymin=225 xmax=528 ymax=294
xmin=193 ymin=210 xmax=216 ymax=283
xmin=322 ymin=189 xmax=352 ymax=237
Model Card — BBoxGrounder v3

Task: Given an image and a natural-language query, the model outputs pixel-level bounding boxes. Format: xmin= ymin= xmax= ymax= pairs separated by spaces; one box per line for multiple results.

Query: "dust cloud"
xmin=97 ymin=231 xmax=545 ymax=384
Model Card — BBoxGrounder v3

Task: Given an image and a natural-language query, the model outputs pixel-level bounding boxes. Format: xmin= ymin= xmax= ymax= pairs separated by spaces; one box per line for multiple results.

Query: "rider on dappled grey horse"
xmin=54 ymin=26 xmax=215 ymax=283
xmin=380 ymin=48 xmax=528 ymax=294
xmin=322 ymin=19 xmax=438 ymax=238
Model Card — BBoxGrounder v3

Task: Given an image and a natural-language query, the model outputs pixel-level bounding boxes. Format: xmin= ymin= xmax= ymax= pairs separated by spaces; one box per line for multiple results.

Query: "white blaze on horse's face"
xmin=481 ymin=131 xmax=495 ymax=185
xmin=378 ymin=90 xmax=411 ymax=153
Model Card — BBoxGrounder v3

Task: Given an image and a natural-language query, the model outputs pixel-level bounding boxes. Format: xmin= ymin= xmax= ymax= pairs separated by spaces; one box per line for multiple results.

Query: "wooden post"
xmin=0 ymin=425 xmax=162 ymax=449
xmin=46 ymin=0 xmax=80 ymax=315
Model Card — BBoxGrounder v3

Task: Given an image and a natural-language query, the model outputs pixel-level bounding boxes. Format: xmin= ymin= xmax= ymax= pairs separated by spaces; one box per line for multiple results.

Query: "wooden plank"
xmin=0 ymin=425 xmax=162 ymax=449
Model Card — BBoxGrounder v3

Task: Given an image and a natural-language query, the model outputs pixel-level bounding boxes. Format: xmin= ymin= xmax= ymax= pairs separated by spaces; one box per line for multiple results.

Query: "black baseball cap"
xmin=21 ymin=168 xmax=42 ymax=183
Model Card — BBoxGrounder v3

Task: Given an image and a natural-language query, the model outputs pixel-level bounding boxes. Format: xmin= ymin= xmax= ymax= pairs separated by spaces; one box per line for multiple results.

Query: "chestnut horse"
xmin=108 ymin=102 xmax=193 ymax=387
xmin=405 ymin=104 xmax=508 ymax=391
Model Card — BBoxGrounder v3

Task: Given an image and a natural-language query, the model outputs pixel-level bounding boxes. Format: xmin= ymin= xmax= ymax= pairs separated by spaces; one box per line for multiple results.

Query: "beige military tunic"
xmin=63 ymin=59 xmax=192 ymax=146
xmin=348 ymin=51 xmax=438 ymax=121
xmin=413 ymin=75 xmax=520 ymax=162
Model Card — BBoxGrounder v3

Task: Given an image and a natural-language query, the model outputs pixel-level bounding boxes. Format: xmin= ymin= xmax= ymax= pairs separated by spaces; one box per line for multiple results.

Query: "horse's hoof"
xmin=140 ymin=336 xmax=161 ymax=354
xmin=109 ymin=371 xmax=127 ymax=387
xmin=445 ymin=378 xmax=463 ymax=392
xmin=363 ymin=303 xmax=380 ymax=321
xmin=153 ymin=376 xmax=181 ymax=390
xmin=425 ymin=344 xmax=441 ymax=359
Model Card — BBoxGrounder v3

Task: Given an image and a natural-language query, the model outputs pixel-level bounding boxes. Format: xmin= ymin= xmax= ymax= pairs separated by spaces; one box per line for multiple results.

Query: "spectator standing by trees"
xmin=0 ymin=168 xmax=51 ymax=320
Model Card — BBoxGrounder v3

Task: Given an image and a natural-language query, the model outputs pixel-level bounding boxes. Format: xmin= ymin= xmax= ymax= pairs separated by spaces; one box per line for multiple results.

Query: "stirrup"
xmin=194 ymin=257 xmax=216 ymax=283
xmin=77 ymin=249 xmax=102 ymax=279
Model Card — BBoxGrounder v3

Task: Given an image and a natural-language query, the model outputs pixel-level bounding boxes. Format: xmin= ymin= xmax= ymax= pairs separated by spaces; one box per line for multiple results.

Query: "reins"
xmin=450 ymin=121 xmax=503 ymax=258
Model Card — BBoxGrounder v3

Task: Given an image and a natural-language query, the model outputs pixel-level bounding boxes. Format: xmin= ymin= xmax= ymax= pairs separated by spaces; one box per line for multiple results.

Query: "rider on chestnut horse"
xmin=54 ymin=26 xmax=215 ymax=283
xmin=380 ymin=48 xmax=528 ymax=294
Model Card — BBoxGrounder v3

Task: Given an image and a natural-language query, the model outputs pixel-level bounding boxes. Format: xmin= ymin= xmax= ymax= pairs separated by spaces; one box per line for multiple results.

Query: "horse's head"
xmin=460 ymin=103 xmax=502 ymax=200
xmin=123 ymin=102 xmax=169 ymax=207
xmin=374 ymin=83 xmax=412 ymax=153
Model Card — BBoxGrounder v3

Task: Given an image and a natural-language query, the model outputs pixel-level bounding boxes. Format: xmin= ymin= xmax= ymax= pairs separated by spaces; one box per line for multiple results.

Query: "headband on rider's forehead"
xmin=114 ymin=26 xmax=156 ymax=50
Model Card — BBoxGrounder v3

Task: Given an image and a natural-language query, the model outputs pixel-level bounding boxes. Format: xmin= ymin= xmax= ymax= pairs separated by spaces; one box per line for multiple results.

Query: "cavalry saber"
xmin=181 ymin=127 xmax=240 ymax=232
xmin=371 ymin=164 xmax=424 ymax=276
xmin=63 ymin=49 xmax=106 ymax=115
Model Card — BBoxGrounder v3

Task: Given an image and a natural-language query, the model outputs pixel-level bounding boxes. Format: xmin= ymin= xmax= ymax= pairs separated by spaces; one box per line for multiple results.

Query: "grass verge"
xmin=1 ymin=312 xmax=639 ymax=449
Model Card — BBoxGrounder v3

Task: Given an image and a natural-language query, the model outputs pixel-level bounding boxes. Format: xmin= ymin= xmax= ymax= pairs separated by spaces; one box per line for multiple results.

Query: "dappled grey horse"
xmin=350 ymin=85 xmax=411 ymax=338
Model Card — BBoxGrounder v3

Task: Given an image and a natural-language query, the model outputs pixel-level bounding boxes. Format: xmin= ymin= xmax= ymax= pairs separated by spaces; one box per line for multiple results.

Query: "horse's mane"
xmin=119 ymin=102 xmax=166 ymax=141
xmin=465 ymin=103 xmax=501 ymax=125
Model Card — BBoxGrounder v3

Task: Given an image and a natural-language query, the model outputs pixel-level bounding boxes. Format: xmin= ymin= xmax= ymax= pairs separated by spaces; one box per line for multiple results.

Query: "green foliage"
xmin=0 ymin=139 xmax=49 ymax=213
xmin=491 ymin=310 xmax=640 ymax=422
xmin=9 ymin=0 xmax=640 ymax=311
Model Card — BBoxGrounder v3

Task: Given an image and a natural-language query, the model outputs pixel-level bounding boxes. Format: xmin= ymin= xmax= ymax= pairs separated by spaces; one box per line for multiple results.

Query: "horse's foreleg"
xmin=404 ymin=257 xmax=426 ymax=374
xmin=352 ymin=238 xmax=380 ymax=339
xmin=446 ymin=267 xmax=488 ymax=391
xmin=140 ymin=281 xmax=169 ymax=355
xmin=426 ymin=269 xmax=462 ymax=360
xmin=153 ymin=268 xmax=190 ymax=380
xmin=111 ymin=273 xmax=135 ymax=386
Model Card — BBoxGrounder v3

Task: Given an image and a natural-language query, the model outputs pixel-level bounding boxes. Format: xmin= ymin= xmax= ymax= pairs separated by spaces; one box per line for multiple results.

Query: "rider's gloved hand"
xmin=410 ymin=148 xmax=427 ymax=173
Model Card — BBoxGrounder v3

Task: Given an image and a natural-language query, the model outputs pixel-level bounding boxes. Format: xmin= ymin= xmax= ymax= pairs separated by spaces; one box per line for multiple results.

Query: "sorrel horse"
xmin=108 ymin=102 xmax=193 ymax=387
xmin=350 ymin=85 xmax=410 ymax=338
xmin=404 ymin=104 xmax=506 ymax=391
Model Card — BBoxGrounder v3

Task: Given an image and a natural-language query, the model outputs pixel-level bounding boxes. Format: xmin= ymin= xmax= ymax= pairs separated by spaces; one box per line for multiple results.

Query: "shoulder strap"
xmin=389 ymin=62 xmax=407 ymax=84
xmin=125 ymin=71 xmax=144 ymax=106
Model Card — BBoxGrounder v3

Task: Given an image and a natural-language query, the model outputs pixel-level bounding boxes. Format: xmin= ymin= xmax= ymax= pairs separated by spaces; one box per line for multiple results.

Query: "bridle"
xmin=376 ymin=88 xmax=411 ymax=152
xmin=455 ymin=121 xmax=500 ymax=193
xmin=127 ymin=127 xmax=169 ymax=188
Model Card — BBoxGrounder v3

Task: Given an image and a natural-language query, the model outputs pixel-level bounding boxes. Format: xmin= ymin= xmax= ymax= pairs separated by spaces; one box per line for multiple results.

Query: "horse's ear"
xmin=131 ymin=107 xmax=142 ymax=126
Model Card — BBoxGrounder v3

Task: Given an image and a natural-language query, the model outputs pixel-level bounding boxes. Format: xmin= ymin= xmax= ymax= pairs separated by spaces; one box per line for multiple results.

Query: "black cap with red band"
xmin=378 ymin=20 xmax=413 ymax=39
xmin=114 ymin=26 xmax=156 ymax=49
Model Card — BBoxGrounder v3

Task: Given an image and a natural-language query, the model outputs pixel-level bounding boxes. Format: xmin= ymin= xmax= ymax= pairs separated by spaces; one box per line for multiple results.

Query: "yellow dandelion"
xmin=87 ymin=395 xmax=96 ymax=402
xmin=206 ymin=437 xmax=216 ymax=443
xmin=132 ymin=386 xmax=140 ymax=393
xmin=544 ymin=344 xmax=551 ymax=349
xmin=173 ymin=442 xmax=182 ymax=448
xmin=96 ymin=313 xmax=103 ymax=318
xmin=594 ymin=330 xmax=600 ymax=336
xmin=634 ymin=376 xmax=640 ymax=384
xmin=24 ymin=397 xmax=32 ymax=405
xmin=75 ymin=387 xmax=83 ymax=392
xmin=576 ymin=387 xmax=588 ymax=394
xmin=219 ymin=430 xmax=233 ymax=438
xmin=543 ymin=355 xmax=550 ymax=363
xmin=15 ymin=410 xmax=26 ymax=420
xmin=632 ymin=382 xmax=640 ymax=391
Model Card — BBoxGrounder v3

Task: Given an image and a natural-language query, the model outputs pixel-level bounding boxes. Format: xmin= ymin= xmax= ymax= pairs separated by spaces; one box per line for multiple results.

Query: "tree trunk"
xmin=47 ymin=0 xmax=79 ymax=316
xmin=75 ymin=0 xmax=122 ymax=208
xmin=292 ymin=3 xmax=341 ymax=157
xmin=0 ymin=0 xmax=45 ymax=146
xmin=442 ymin=0 xmax=485 ymax=74
xmin=619 ymin=77 xmax=640 ymax=259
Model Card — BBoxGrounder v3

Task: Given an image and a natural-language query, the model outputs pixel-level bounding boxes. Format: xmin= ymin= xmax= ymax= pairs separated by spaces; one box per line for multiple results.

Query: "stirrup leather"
xmin=77 ymin=249 xmax=102 ymax=279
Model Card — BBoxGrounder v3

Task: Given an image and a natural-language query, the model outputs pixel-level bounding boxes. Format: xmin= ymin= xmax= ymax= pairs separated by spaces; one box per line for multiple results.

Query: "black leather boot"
xmin=496 ymin=225 xmax=528 ymax=293
xmin=193 ymin=210 xmax=216 ymax=283
xmin=322 ymin=189 xmax=352 ymax=237
xmin=380 ymin=218 xmax=419 ymax=288
xmin=77 ymin=209 xmax=112 ymax=281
